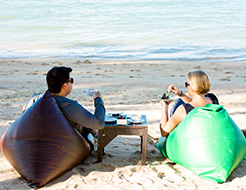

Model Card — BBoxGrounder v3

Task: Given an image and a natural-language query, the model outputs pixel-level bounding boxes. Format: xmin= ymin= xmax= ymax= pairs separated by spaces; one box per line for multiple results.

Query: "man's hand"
xmin=93 ymin=91 xmax=103 ymax=99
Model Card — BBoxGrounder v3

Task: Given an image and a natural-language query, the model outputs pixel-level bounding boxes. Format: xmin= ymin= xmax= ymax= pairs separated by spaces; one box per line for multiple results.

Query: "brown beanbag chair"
xmin=0 ymin=90 xmax=91 ymax=188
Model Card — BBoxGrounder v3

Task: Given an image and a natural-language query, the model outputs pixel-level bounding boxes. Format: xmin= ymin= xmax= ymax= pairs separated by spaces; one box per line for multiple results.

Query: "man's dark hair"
xmin=46 ymin=66 xmax=73 ymax=93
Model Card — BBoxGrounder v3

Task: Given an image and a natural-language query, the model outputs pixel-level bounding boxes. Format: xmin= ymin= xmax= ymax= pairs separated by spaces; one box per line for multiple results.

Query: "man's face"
xmin=65 ymin=77 xmax=73 ymax=95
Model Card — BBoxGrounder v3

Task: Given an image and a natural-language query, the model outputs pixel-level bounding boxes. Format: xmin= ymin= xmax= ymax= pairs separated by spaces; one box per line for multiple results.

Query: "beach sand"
xmin=0 ymin=59 xmax=245 ymax=190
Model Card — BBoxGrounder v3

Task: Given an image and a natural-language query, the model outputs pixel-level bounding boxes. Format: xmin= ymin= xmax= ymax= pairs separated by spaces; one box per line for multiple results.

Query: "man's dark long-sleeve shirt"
xmin=53 ymin=95 xmax=105 ymax=132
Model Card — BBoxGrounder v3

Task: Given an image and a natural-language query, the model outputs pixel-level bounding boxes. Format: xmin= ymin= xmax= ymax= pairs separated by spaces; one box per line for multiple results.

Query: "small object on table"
xmin=117 ymin=114 xmax=127 ymax=125
xmin=127 ymin=114 xmax=145 ymax=124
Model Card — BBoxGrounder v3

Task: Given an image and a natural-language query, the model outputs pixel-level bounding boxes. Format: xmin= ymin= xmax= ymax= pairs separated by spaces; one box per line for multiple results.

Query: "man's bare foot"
xmin=90 ymin=129 xmax=98 ymax=137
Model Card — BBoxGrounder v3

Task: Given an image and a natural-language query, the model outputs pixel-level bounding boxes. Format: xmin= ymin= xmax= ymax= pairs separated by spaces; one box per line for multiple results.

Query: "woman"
xmin=159 ymin=70 xmax=219 ymax=137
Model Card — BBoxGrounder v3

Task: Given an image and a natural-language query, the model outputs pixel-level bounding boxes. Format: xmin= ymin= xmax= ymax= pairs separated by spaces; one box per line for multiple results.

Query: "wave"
xmin=1 ymin=45 xmax=245 ymax=62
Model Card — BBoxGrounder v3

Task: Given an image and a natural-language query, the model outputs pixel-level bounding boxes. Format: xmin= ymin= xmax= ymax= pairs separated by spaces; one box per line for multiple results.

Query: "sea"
xmin=0 ymin=0 xmax=246 ymax=61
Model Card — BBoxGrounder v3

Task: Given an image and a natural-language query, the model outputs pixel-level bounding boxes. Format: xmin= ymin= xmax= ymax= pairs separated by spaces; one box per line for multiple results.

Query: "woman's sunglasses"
xmin=185 ymin=82 xmax=190 ymax=88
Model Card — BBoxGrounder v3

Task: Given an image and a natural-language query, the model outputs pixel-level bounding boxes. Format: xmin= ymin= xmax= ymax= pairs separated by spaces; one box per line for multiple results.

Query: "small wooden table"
xmin=97 ymin=115 xmax=148 ymax=165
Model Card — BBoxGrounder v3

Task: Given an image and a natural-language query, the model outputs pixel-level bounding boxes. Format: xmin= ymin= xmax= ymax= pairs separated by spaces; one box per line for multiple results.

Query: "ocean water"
xmin=0 ymin=0 xmax=246 ymax=61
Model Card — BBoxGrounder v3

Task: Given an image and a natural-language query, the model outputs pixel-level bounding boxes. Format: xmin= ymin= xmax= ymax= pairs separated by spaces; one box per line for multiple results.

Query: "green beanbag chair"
xmin=156 ymin=104 xmax=246 ymax=183
xmin=0 ymin=90 xmax=91 ymax=188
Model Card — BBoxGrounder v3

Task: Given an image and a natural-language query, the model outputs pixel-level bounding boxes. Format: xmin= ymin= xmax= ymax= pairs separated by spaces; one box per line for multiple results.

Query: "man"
xmin=46 ymin=66 xmax=105 ymax=150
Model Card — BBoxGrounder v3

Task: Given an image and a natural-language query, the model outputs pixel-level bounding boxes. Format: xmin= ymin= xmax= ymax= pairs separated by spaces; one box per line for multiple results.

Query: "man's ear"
xmin=62 ymin=83 xmax=68 ymax=90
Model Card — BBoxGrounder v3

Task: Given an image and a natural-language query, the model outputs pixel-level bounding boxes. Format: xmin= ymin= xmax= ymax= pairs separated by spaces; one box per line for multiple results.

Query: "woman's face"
xmin=185 ymin=79 xmax=192 ymax=96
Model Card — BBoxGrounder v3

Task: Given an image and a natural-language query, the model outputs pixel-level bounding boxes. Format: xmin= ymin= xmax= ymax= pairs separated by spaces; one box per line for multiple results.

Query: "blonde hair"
xmin=188 ymin=70 xmax=211 ymax=95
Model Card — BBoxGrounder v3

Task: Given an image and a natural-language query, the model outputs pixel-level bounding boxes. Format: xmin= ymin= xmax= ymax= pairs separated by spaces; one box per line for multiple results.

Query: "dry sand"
xmin=0 ymin=59 xmax=245 ymax=190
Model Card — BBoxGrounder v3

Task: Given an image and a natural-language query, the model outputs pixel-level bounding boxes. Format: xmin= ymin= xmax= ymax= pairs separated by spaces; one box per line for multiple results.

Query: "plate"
xmin=105 ymin=116 xmax=117 ymax=123
xmin=127 ymin=118 xmax=145 ymax=124
xmin=157 ymin=95 xmax=173 ymax=103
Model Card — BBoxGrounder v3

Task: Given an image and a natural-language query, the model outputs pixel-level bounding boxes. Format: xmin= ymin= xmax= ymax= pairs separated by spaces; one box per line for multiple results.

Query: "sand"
xmin=0 ymin=59 xmax=245 ymax=190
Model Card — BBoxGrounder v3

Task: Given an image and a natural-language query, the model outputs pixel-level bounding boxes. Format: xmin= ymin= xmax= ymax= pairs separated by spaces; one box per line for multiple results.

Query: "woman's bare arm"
xmin=159 ymin=100 xmax=186 ymax=137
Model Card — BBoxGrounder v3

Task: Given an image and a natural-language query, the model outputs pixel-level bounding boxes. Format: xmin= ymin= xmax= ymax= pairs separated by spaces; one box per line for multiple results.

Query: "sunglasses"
xmin=185 ymin=82 xmax=190 ymax=88
xmin=66 ymin=77 xmax=74 ymax=84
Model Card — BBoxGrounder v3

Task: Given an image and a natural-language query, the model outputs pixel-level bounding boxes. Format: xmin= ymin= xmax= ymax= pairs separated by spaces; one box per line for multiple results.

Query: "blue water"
xmin=1 ymin=0 xmax=246 ymax=61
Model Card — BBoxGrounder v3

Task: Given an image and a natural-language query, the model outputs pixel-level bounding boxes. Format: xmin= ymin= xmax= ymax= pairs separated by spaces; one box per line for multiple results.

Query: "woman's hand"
xmin=160 ymin=99 xmax=171 ymax=109
xmin=160 ymin=99 xmax=167 ymax=107
xmin=168 ymin=84 xmax=178 ymax=94
xmin=168 ymin=84 xmax=182 ymax=96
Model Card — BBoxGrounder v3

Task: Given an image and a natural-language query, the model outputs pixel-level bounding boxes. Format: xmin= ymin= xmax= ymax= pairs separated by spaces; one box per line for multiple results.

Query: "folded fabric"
xmin=21 ymin=92 xmax=43 ymax=113
xmin=0 ymin=90 xmax=91 ymax=188
xmin=156 ymin=104 xmax=246 ymax=183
